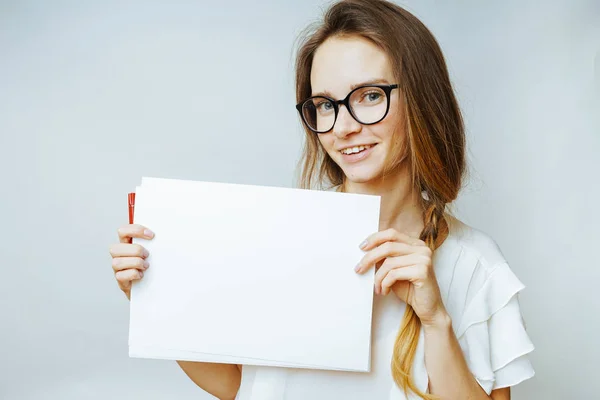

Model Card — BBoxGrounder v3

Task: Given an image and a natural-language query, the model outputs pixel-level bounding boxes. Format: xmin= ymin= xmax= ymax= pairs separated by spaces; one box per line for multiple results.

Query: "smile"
xmin=338 ymin=144 xmax=377 ymax=163
xmin=340 ymin=144 xmax=374 ymax=155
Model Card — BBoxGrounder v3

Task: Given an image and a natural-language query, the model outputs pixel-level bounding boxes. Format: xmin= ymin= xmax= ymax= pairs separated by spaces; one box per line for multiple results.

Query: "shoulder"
xmin=434 ymin=215 xmax=535 ymax=394
xmin=436 ymin=214 xmax=525 ymax=325
xmin=442 ymin=214 xmax=507 ymax=270
xmin=434 ymin=215 xmax=520 ymax=303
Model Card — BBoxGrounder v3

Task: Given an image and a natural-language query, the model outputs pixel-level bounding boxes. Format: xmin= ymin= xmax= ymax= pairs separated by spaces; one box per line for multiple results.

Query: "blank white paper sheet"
xmin=129 ymin=177 xmax=381 ymax=372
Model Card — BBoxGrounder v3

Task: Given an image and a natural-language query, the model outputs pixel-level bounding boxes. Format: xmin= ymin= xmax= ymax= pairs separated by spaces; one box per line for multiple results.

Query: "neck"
xmin=344 ymin=167 xmax=424 ymax=238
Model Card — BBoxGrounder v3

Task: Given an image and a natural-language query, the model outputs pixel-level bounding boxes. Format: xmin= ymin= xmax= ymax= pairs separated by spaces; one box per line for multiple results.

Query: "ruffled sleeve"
xmin=455 ymin=262 xmax=535 ymax=394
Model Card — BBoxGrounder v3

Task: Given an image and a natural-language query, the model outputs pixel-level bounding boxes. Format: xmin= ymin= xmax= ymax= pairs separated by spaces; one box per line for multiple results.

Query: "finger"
xmin=109 ymin=243 xmax=149 ymax=259
xmin=391 ymin=280 xmax=411 ymax=303
xmin=374 ymin=253 xmax=426 ymax=293
xmin=356 ymin=241 xmax=413 ymax=274
xmin=112 ymin=256 xmax=149 ymax=273
xmin=360 ymin=228 xmax=425 ymax=251
xmin=381 ymin=265 xmax=429 ymax=296
xmin=115 ymin=269 xmax=144 ymax=291
xmin=118 ymin=224 xmax=155 ymax=244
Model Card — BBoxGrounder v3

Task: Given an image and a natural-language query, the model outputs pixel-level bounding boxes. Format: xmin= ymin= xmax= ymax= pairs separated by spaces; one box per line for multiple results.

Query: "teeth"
xmin=341 ymin=145 xmax=371 ymax=155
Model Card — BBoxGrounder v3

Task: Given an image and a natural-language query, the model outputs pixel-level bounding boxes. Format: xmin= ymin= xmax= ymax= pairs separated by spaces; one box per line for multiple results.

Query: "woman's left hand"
xmin=355 ymin=228 xmax=448 ymax=327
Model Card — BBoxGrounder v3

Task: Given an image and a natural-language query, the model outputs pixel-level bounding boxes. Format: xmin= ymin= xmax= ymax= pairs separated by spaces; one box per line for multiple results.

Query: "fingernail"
xmin=354 ymin=263 xmax=361 ymax=273
xmin=359 ymin=240 xmax=368 ymax=250
xmin=143 ymin=261 xmax=149 ymax=269
xmin=143 ymin=249 xmax=149 ymax=258
xmin=144 ymin=229 xmax=154 ymax=238
xmin=139 ymin=271 xmax=144 ymax=278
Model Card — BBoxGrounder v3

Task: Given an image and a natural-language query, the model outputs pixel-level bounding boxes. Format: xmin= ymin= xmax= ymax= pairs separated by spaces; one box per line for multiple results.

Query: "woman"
xmin=109 ymin=0 xmax=534 ymax=399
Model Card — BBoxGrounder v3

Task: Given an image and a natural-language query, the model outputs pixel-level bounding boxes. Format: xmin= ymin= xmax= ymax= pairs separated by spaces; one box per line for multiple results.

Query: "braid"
xmin=390 ymin=196 xmax=448 ymax=400
xmin=391 ymin=306 xmax=435 ymax=399
xmin=420 ymin=198 xmax=448 ymax=251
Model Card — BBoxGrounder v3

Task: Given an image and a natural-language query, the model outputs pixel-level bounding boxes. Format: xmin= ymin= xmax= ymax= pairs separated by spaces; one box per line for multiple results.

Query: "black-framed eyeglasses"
xmin=295 ymin=84 xmax=399 ymax=134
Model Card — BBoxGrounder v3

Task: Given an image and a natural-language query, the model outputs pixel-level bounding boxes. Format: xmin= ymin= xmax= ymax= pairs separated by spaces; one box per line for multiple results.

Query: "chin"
xmin=341 ymin=166 xmax=384 ymax=185
xmin=330 ymin=144 xmax=391 ymax=186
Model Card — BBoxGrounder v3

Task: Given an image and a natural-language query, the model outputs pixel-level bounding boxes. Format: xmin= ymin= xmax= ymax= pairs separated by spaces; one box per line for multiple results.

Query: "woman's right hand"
xmin=109 ymin=224 xmax=155 ymax=299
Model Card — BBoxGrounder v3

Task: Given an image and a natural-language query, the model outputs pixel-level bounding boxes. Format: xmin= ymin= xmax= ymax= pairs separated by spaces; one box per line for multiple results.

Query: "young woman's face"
xmin=310 ymin=35 xmax=404 ymax=184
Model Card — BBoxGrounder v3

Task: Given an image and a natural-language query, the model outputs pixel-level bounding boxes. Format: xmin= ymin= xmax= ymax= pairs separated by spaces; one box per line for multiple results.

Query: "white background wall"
xmin=1 ymin=1 xmax=598 ymax=399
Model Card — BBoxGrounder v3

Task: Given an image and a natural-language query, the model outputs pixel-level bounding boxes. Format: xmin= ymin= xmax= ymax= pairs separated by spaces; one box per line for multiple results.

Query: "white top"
xmin=236 ymin=215 xmax=535 ymax=400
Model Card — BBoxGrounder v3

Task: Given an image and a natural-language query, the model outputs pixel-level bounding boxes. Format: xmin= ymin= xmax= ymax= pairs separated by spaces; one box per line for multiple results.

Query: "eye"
xmin=315 ymin=100 xmax=334 ymax=113
xmin=363 ymin=91 xmax=382 ymax=102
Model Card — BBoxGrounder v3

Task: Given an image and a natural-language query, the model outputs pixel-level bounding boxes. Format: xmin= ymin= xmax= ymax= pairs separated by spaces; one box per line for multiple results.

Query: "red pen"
xmin=128 ymin=192 xmax=136 ymax=224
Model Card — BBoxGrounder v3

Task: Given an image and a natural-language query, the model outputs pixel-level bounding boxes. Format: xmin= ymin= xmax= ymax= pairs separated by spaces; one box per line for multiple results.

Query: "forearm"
xmin=177 ymin=361 xmax=241 ymax=400
xmin=423 ymin=313 xmax=490 ymax=400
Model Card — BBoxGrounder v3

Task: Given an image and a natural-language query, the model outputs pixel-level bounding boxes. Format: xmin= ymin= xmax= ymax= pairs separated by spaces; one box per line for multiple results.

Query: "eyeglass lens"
xmin=301 ymin=86 xmax=389 ymax=132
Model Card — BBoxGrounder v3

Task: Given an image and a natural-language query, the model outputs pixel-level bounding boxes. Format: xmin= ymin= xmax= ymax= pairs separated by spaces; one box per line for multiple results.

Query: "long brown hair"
xmin=294 ymin=0 xmax=465 ymax=398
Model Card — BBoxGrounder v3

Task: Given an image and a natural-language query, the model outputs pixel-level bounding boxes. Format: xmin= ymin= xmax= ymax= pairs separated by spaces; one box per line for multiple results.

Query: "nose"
xmin=332 ymin=105 xmax=361 ymax=139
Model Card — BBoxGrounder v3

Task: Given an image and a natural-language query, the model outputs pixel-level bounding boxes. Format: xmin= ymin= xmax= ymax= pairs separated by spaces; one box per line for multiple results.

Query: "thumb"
xmin=391 ymin=281 xmax=410 ymax=303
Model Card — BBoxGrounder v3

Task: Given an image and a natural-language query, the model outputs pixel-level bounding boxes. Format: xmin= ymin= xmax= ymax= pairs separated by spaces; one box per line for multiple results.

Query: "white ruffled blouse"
xmin=236 ymin=216 xmax=535 ymax=399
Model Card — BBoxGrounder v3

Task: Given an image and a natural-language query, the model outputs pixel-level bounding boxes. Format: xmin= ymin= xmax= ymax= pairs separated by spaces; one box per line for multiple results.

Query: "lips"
xmin=338 ymin=143 xmax=377 ymax=163
xmin=339 ymin=144 xmax=375 ymax=155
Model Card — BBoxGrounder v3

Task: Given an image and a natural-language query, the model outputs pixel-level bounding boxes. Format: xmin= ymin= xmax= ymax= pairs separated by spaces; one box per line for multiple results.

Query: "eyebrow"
xmin=311 ymin=78 xmax=391 ymax=98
